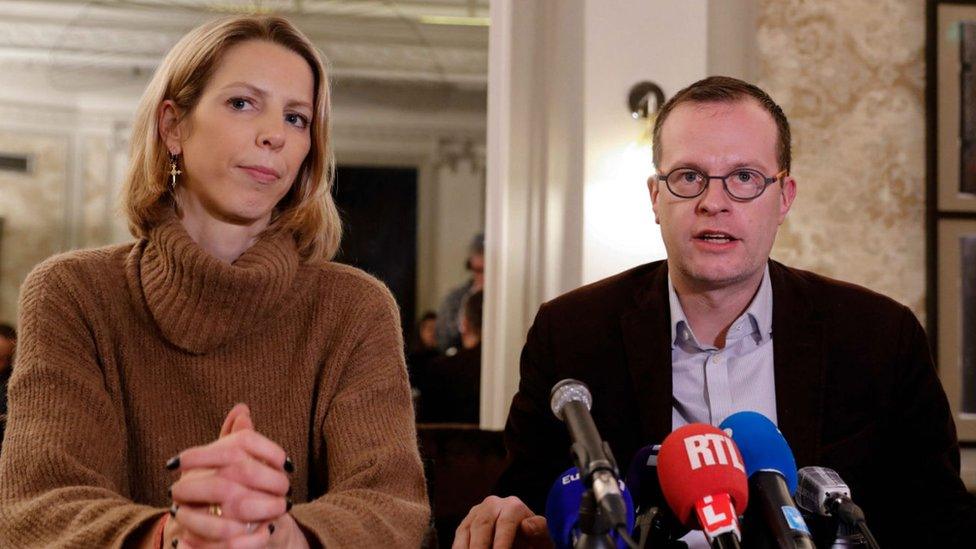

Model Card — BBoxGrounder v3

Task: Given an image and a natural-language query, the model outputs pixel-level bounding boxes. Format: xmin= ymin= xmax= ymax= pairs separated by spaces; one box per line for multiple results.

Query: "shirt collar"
xmin=667 ymin=263 xmax=773 ymax=350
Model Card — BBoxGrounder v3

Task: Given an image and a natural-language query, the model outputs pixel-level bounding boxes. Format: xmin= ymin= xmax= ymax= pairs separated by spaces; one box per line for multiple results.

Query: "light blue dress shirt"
xmin=668 ymin=265 xmax=777 ymax=549
xmin=669 ymin=264 xmax=777 ymax=429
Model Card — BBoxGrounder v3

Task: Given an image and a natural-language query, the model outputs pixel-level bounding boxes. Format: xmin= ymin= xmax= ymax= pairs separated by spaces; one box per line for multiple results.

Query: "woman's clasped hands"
xmin=162 ymin=404 xmax=308 ymax=549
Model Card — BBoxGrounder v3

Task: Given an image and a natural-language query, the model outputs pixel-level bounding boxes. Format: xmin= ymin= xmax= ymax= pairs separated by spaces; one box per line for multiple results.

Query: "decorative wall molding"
xmin=0 ymin=0 xmax=488 ymax=87
xmin=0 ymin=100 xmax=128 ymax=133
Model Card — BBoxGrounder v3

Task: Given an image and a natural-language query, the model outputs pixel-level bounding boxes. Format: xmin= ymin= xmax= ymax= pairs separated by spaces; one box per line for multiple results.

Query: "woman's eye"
xmin=229 ymin=98 xmax=250 ymax=110
xmin=286 ymin=113 xmax=310 ymax=129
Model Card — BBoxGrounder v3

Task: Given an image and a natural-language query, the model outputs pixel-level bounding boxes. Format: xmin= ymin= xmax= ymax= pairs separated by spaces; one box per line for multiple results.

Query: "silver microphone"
xmin=549 ymin=379 xmax=627 ymax=529
xmin=797 ymin=466 xmax=880 ymax=549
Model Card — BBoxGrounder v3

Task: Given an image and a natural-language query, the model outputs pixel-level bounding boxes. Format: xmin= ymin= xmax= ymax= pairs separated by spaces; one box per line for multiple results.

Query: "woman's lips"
xmin=239 ymin=165 xmax=280 ymax=183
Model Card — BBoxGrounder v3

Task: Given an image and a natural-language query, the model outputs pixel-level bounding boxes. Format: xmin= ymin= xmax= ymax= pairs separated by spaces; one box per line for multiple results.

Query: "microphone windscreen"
xmin=656 ymin=423 xmax=749 ymax=528
xmin=719 ymin=411 xmax=798 ymax=494
xmin=544 ymin=466 xmax=635 ymax=549
xmin=796 ymin=466 xmax=851 ymax=516
xmin=624 ymin=444 xmax=663 ymax=511
xmin=625 ymin=445 xmax=691 ymax=540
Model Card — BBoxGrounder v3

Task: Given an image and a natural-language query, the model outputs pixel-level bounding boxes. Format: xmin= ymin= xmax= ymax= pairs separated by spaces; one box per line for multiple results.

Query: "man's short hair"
xmin=652 ymin=76 xmax=792 ymax=173
xmin=0 ymin=324 xmax=15 ymax=341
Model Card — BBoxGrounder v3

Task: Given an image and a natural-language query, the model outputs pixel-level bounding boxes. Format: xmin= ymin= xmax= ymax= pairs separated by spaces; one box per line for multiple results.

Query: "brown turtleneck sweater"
xmin=0 ymin=215 xmax=429 ymax=548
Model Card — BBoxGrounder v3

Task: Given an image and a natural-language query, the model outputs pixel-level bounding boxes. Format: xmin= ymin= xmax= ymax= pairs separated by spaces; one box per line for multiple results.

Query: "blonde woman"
xmin=0 ymin=15 xmax=429 ymax=548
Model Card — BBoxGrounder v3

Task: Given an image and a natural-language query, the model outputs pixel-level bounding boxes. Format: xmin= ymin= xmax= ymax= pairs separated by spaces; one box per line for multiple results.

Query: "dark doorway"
xmin=333 ymin=165 xmax=417 ymax=333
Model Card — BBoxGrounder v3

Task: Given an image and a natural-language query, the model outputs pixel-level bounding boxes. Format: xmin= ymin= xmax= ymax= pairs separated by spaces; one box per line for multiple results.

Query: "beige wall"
xmin=0 ymin=133 xmax=69 ymax=327
xmin=758 ymin=0 xmax=927 ymax=320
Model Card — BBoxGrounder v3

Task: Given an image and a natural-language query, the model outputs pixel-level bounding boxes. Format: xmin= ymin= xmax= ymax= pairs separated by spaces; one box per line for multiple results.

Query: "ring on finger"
xmin=208 ymin=503 xmax=222 ymax=518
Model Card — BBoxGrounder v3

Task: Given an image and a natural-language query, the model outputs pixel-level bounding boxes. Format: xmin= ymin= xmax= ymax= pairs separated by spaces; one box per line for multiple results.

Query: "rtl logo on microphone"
xmin=683 ymin=433 xmax=745 ymax=473
xmin=695 ymin=493 xmax=739 ymax=539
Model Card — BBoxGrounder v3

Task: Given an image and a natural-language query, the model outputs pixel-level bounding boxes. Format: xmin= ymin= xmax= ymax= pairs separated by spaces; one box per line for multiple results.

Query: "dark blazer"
xmin=494 ymin=260 xmax=976 ymax=547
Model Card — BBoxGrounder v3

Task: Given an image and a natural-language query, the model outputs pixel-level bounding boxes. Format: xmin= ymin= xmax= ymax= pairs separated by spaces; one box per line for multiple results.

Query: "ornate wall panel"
xmin=0 ymin=132 xmax=69 ymax=325
xmin=758 ymin=0 xmax=926 ymax=319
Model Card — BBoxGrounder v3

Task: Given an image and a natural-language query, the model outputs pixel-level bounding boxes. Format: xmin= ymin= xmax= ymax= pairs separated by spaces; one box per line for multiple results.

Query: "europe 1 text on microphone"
xmin=546 ymin=466 xmax=636 ymax=549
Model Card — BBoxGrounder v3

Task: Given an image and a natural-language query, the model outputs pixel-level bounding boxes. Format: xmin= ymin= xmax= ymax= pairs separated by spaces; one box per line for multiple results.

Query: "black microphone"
xmin=796 ymin=466 xmax=880 ymax=549
xmin=550 ymin=379 xmax=630 ymax=537
xmin=625 ymin=444 xmax=690 ymax=548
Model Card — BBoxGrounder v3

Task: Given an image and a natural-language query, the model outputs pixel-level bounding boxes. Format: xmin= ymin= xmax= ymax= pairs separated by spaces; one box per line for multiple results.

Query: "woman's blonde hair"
xmin=122 ymin=15 xmax=341 ymax=262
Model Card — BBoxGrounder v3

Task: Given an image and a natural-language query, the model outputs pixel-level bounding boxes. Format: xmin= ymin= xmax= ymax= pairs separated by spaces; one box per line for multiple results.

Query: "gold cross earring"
xmin=169 ymin=153 xmax=182 ymax=190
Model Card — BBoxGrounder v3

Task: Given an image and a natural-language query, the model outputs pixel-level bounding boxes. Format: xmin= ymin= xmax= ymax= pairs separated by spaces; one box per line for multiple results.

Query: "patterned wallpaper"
xmin=757 ymin=0 xmax=927 ymax=319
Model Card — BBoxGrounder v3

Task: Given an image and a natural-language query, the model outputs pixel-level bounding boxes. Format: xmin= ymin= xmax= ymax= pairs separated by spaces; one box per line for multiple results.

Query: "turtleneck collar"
xmin=130 ymin=212 xmax=300 ymax=354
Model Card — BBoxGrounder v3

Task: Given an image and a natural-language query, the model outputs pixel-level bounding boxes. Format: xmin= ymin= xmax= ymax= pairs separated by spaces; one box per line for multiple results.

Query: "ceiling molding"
xmin=0 ymin=0 xmax=488 ymax=88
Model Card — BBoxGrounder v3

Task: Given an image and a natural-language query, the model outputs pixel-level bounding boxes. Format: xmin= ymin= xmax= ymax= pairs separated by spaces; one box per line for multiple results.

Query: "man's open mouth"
xmin=695 ymin=231 xmax=737 ymax=243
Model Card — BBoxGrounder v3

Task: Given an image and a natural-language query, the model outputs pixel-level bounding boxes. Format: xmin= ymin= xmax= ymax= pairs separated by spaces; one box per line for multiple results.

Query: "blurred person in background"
xmin=435 ymin=233 xmax=484 ymax=352
xmin=407 ymin=310 xmax=440 ymax=382
xmin=0 ymin=323 xmax=16 ymax=450
xmin=0 ymin=15 xmax=428 ymax=548
xmin=419 ymin=290 xmax=483 ymax=424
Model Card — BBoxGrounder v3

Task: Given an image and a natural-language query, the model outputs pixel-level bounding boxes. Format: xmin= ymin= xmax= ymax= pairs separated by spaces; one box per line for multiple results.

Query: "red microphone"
xmin=657 ymin=423 xmax=749 ymax=548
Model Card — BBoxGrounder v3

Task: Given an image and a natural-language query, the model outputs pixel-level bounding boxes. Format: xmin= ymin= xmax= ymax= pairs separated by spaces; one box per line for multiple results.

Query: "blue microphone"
xmin=545 ymin=466 xmax=635 ymax=549
xmin=719 ymin=411 xmax=814 ymax=549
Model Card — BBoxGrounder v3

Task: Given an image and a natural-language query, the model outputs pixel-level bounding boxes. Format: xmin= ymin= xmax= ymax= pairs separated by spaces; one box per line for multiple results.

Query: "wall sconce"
xmin=627 ymin=81 xmax=666 ymax=121
xmin=583 ymin=80 xmax=669 ymax=282
xmin=627 ymin=81 xmax=665 ymax=151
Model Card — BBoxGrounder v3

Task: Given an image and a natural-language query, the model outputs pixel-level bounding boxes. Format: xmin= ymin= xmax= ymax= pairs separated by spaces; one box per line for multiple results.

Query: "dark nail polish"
xmin=285 ymin=497 xmax=293 ymax=512
xmin=169 ymin=504 xmax=178 ymax=517
xmin=283 ymin=457 xmax=295 ymax=473
xmin=165 ymin=456 xmax=180 ymax=470
xmin=269 ymin=523 xmax=276 ymax=535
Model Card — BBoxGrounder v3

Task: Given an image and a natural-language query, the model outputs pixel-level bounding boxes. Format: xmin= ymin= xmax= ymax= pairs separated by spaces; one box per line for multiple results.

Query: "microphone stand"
xmin=576 ymin=488 xmax=618 ymax=549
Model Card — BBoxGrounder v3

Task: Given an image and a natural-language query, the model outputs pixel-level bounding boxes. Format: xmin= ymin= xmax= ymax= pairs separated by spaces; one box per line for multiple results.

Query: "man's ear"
xmin=778 ymin=175 xmax=797 ymax=225
xmin=158 ymin=100 xmax=184 ymax=155
xmin=648 ymin=176 xmax=661 ymax=225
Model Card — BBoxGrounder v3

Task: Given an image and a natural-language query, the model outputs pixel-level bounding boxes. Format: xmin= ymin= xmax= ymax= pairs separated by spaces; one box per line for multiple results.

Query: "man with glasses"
xmin=453 ymin=76 xmax=976 ymax=548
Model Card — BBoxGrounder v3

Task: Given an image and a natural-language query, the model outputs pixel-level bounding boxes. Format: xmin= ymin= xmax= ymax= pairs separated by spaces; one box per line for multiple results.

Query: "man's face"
xmin=468 ymin=253 xmax=485 ymax=289
xmin=419 ymin=318 xmax=437 ymax=349
xmin=650 ymin=99 xmax=796 ymax=291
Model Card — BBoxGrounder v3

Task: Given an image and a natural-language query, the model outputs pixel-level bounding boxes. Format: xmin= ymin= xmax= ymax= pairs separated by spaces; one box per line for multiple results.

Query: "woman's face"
xmin=163 ymin=40 xmax=315 ymax=229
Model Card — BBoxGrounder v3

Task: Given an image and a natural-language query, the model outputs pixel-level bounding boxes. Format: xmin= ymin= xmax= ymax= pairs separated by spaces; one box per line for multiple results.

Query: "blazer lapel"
xmin=620 ymin=263 xmax=674 ymax=446
xmin=769 ymin=260 xmax=825 ymax=467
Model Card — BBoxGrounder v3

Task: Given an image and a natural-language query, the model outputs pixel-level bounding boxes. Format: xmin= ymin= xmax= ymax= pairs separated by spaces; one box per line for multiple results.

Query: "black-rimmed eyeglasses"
xmin=657 ymin=168 xmax=788 ymax=201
